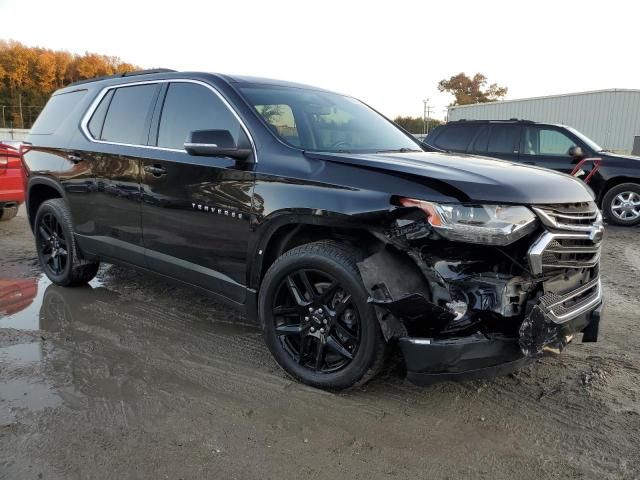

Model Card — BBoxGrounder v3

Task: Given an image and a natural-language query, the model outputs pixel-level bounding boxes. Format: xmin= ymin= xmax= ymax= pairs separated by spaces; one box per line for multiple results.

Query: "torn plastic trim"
xmin=402 ymin=300 xmax=603 ymax=385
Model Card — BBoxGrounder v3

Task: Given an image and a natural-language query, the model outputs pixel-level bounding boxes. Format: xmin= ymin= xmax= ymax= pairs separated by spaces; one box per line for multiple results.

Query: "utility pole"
xmin=422 ymin=99 xmax=427 ymax=135
xmin=423 ymin=99 xmax=434 ymax=135
xmin=18 ymin=93 xmax=24 ymax=129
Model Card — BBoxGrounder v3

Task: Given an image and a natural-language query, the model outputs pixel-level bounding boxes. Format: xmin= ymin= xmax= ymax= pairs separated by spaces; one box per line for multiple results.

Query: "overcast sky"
xmin=0 ymin=0 xmax=636 ymax=120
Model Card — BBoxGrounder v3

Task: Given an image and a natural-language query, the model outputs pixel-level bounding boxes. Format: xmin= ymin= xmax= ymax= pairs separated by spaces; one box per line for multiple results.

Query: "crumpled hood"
xmin=309 ymin=151 xmax=595 ymax=204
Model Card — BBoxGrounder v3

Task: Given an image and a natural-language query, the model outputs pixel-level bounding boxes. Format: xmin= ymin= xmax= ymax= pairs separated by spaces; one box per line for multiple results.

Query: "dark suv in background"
xmin=23 ymin=70 xmax=604 ymax=389
xmin=426 ymin=120 xmax=640 ymax=226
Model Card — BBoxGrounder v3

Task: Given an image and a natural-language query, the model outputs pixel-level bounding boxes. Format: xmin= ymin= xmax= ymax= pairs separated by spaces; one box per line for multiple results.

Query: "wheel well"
xmin=28 ymin=184 xmax=62 ymax=227
xmin=258 ymin=224 xmax=383 ymax=283
xmin=598 ymin=177 xmax=640 ymax=205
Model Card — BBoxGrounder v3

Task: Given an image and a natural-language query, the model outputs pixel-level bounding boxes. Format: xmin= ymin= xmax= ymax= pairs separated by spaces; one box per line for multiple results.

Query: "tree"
xmin=0 ymin=39 xmax=140 ymax=128
xmin=438 ymin=73 xmax=507 ymax=106
xmin=393 ymin=115 xmax=442 ymax=134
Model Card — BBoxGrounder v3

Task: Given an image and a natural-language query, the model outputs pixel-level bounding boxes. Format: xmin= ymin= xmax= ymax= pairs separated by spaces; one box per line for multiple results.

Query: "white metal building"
xmin=447 ymin=89 xmax=640 ymax=154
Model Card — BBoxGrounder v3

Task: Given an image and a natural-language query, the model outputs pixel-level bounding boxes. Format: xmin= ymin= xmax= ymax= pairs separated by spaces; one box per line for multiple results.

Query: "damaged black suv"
xmin=24 ymin=70 xmax=604 ymax=389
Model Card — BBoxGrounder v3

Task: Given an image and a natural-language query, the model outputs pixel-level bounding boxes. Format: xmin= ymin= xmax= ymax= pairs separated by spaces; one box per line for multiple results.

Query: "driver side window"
xmin=522 ymin=127 xmax=576 ymax=156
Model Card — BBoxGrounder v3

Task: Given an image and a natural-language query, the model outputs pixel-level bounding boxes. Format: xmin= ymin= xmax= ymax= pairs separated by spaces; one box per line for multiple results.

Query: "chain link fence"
xmin=0 ymin=105 xmax=44 ymax=129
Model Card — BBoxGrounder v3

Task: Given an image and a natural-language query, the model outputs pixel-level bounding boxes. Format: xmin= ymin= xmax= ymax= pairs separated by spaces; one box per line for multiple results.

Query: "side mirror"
xmin=568 ymin=146 xmax=585 ymax=159
xmin=184 ymin=130 xmax=252 ymax=161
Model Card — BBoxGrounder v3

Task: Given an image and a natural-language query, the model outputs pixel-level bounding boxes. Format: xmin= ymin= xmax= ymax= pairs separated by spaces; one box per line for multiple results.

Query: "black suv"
xmin=426 ymin=119 xmax=640 ymax=226
xmin=23 ymin=70 xmax=604 ymax=389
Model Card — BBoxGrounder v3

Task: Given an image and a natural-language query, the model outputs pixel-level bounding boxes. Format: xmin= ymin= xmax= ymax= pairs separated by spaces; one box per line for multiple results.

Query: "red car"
xmin=0 ymin=278 xmax=38 ymax=316
xmin=0 ymin=141 xmax=25 ymax=221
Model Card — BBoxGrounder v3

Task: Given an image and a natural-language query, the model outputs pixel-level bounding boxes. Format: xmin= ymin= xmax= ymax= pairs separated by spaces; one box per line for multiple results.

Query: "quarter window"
xmin=255 ymin=104 xmax=299 ymax=146
xmin=100 ymin=84 xmax=158 ymax=144
xmin=31 ymin=90 xmax=87 ymax=135
xmin=433 ymin=125 xmax=480 ymax=151
xmin=157 ymin=83 xmax=242 ymax=150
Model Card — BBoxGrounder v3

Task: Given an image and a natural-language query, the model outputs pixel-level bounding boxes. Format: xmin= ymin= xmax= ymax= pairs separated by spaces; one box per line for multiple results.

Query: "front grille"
xmin=528 ymin=203 xmax=604 ymax=323
xmin=532 ymin=202 xmax=600 ymax=231
xmin=529 ymin=202 xmax=603 ymax=275
xmin=538 ymin=277 xmax=601 ymax=323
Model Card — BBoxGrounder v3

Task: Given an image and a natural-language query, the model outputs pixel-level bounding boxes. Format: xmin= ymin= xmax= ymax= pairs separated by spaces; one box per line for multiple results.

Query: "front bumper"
xmin=401 ymin=300 xmax=604 ymax=385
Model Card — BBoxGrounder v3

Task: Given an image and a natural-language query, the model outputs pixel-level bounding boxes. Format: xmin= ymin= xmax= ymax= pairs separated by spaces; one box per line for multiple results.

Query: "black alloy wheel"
xmin=273 ymin=269 xmax=361 ymax=373
xmin=34 ymin=199 xmax=100 ymax=286
xmin=259 ymin=241 xmax=387 ymax=390
xmin=37 ymin=212 xmax=69 ymax=276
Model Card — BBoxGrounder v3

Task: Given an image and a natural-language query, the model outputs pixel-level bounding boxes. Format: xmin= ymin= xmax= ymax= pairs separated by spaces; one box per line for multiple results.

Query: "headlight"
xmin=399 ymin=198 xmax=538 ymax=245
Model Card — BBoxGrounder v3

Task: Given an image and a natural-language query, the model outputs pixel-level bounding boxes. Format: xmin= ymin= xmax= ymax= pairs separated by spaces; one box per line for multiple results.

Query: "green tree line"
xmin=0 ymin=39 xmax=139 ymax=128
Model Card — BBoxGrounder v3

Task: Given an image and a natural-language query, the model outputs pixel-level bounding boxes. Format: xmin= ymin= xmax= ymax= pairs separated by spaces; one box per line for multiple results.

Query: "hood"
xmin=599 ymin=151 xmax=640 ymax=163
xmin=308 ymin=151 xmax=594 ymax=205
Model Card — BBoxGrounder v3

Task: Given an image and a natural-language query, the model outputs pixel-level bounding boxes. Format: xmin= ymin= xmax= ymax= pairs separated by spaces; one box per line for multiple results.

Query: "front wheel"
xmin=602 ymin=183 xmax=640 ymax=226
xmin=259 ymin=241 xmax=387 ymax=390
xmin=34 ymin=199 xmax=100 ymax=286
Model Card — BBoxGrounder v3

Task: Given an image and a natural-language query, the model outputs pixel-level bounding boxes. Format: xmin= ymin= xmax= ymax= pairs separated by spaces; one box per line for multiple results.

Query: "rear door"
xmin=76 ymin=83 xmax=161 ymax=265
xmin=519 ymin=125 xmax=581 ymax=173
xmin=140 ymin=81 xmax=255 ymax=304
xmin=471 ymin=124 xmax=522 ymax=162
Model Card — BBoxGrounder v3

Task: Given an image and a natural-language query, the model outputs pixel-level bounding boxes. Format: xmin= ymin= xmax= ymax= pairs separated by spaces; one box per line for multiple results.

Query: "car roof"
xmin=444 ymin=119 xmax=568 ymax=128
xmin=63 ymin=69 xmax=332 ymax=94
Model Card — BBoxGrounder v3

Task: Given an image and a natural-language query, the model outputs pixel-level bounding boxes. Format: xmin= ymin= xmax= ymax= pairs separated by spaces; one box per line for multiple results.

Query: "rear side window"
xmin=100 ymin=84 xmax=159 ymax=145
xmin=433 ymin=125 xmax=479 ymax=151
xmin=30 ymin=90 xmax=87 ymax=135
xmin=157 ymin=83 xmax=242 ymax=150
xmin=487 ymin=125 xmax=520 ymax=154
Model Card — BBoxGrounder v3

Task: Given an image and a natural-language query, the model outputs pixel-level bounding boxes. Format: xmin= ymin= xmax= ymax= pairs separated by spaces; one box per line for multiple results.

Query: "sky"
xmin=0 ymin=0 xmax=636 ymax=120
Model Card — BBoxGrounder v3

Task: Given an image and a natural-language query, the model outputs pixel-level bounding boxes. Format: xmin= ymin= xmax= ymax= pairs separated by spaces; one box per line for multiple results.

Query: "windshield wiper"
xmin=376 ymin=148 xmax=422 ymax=153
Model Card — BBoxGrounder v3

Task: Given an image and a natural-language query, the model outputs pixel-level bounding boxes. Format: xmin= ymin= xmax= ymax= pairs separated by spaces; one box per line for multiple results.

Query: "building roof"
xmin=449 ymin=89 xmax=640 ymax=110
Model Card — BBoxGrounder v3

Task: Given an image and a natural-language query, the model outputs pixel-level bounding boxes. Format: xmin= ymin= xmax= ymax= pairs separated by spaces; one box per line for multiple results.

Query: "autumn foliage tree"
xmin=438 ymin=73 xmax=507 ymax=106
xmin=0 ymin=39 xmax=139 ymax=128
xmin=393 ymin=116 xmax=442 ymax=134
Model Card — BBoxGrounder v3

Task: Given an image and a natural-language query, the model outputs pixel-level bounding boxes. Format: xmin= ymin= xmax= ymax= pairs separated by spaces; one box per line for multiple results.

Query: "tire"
xmin=34 ymin=199 xmax=100 ymax=286
xmin=601 ymin=183 xmax=640 ymax=226
xmin=259 ymin=241 xmax=388 ymax=390
xmin=0 ymin=204 xmax=18 ymax=221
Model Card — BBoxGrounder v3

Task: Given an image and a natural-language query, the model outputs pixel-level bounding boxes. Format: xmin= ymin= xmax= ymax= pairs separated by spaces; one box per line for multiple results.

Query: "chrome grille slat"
xmin=528 ymin=203 xmax=604 ymax=324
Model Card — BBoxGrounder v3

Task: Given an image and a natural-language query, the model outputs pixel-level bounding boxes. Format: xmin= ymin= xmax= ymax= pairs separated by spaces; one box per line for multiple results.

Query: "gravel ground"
xmin=1 ymin=207 xmax=639 ymax=479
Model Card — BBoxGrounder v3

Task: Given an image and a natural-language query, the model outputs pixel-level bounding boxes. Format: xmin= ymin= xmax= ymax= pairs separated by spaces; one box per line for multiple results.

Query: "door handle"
xmin=143 ymin=164 xmax=167 ymax=177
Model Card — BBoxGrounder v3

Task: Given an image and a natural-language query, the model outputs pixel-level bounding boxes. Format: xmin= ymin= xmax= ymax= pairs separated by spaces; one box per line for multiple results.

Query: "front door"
xmin=519 ymin=126 xmax=581 ymax=174
xmin=140 ymin=81 xmax=255 ymax=304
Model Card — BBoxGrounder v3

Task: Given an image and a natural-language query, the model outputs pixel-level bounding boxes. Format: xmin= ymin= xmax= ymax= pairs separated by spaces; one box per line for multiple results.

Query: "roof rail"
xmin=68 ymin=68 xmax=177 ymax=87
xmin=447 ymin=118 xmax=536 ymax=124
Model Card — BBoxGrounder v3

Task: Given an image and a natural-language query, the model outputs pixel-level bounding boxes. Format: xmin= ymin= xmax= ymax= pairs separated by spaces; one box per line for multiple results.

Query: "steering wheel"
xmin=329 ymin=140 xmax=350 ymax=150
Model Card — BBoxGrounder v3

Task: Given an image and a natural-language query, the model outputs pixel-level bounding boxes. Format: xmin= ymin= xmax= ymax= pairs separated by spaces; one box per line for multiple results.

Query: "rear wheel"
xmin=34 ymin=199 xmax=100 ymax=286
xmin=259 ymin=241 xmax=387 ymax=390
xmin=602 ymin=183 xmax=640 ymax=226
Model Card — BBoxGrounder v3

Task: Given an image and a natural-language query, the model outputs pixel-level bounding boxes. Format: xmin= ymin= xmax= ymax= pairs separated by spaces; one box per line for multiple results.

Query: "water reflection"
xmin=1 ymin=272 xmax=266 ymax=424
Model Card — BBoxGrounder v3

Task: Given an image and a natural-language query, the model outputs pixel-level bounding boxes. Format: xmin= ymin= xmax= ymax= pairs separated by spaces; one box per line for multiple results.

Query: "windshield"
xmin=566 ymin=126 xmax=603 ymax=152
xmin=239 ymin=86 xmax=422 ymax=153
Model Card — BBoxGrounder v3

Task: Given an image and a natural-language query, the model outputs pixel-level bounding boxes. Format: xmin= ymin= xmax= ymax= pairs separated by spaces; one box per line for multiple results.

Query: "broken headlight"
xmin=399 ymin=198 xmax=538 ymax=245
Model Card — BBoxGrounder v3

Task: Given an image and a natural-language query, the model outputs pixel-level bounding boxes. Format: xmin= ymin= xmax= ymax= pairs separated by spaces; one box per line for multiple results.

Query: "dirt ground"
xmin=1 ymin=207 xmax=639 ymax=480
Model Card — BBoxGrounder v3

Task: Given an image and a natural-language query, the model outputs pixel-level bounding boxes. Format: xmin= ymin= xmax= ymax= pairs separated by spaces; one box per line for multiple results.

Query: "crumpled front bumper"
xmin=400 ymin=300 xmax=604 ymax=385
